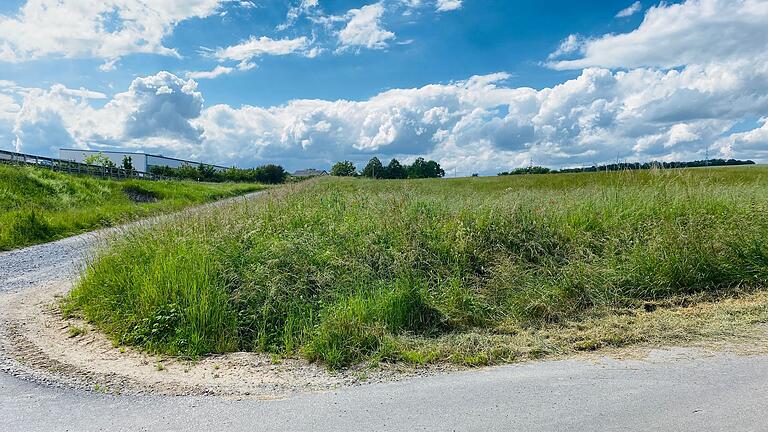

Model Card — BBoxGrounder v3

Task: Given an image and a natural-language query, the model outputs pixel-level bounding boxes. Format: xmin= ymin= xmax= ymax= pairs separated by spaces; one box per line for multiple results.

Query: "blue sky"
xmin=0 ymin=0 xmax=648 ymax=106
xmin=0 ymin=0 xmax=766 ymax=173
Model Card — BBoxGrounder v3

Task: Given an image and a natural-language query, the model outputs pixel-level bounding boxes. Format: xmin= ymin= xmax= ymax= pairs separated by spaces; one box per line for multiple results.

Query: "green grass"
xmin=0 ymin=164 xmax=265 ymax=250
xmin=65 ymin=166 xmax=768 ymax=369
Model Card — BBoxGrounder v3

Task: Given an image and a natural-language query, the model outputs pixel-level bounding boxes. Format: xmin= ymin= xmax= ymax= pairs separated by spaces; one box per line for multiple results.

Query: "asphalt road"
xmin=3 ymin=350 xmax=768 ymax=432
xmin=2 ymin=193 xmax=768 ymax=431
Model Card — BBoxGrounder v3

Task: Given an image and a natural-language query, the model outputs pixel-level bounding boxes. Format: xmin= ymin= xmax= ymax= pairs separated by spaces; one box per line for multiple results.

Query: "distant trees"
xmin=407 ymin=157 xmax=445 ymax=179
xmin=244 ymin=164 xmax=287 ymax=184
xmin=361 ymin=157 xmax=384 ymax=179
xmin=150 ymin=164 xmax=200 ymax=179
xmin=384 ymin=158 xmax=407 ymax=179
xmin=498 ymin=166 xmax=551 ymax=176
xmin=358 ymin=156 xmax=445 ymax=179
xmin=149 ymin=163 xmax=287 ymax=184
xmin=558 ymin=158 xmax=755 ymax=173
xmin=331 ymin=160 xmax=357 ymax=176
xmin=497 ymin=158 xmax=756 ymax=176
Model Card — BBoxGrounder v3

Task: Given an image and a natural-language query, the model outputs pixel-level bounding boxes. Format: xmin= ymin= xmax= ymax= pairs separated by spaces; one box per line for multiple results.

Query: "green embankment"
xmin=0 ymin=164 xmax=265 ymax=250
xmin=66 ymin=166 xmax=768 ymax=369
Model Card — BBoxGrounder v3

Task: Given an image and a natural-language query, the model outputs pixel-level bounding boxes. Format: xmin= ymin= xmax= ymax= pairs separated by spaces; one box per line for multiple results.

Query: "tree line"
xmin=331 ymin=157 xmax=445 ymax=179
xmin=149 ymin=163 xmax=287 ymax=184
xmin=499 ymin=158 xmax=756 ymax=176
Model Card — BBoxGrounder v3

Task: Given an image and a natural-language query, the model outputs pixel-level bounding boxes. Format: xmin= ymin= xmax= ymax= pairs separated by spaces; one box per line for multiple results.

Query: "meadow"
xmin=66 ymin=166 xmax=768 ymax=369
xmin=0 ymin=164 xmax=265 ymax=250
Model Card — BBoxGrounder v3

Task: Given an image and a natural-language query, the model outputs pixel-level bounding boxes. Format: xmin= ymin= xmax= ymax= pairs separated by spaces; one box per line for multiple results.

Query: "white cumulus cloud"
xmin=549 ymin=0 xmax=768 ymax=70
xmin=0 ymin=0 xmax=228 ymax=67
xmin=2 ymin=0 xmax=768 ymax=173
xmin=212 ymin=36 xmax=313 ymax=63
xmin=188 ymin=36 xmax=315 ymax=79
xmin=6 ymin=72 xmax=205 ymax=157
xmin=616 ymin=1 xmax=642 ymax=18
xmin=716 ymin=118 xmax=768 ymax=160
xmin=435 ymin=0 xmax=463 ymax=12
xmin=277 ymin=0 xmax=320 ymax=31
xmin=337 ymin=3 xmax=396 ymax=51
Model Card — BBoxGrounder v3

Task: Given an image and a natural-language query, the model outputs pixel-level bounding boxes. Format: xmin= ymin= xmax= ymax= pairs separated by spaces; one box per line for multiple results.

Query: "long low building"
xmin=59 ymin=149 xmax=228 ymax=172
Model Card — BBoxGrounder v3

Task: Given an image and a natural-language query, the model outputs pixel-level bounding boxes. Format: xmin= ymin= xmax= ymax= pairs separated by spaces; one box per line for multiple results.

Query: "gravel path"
xmin=0 ymin=191 xmax=264 ymax=293
xmin=2 ymin=191 xmax=768 ymax=431
xmin=0 ymin=228 xmax=94 ymax=294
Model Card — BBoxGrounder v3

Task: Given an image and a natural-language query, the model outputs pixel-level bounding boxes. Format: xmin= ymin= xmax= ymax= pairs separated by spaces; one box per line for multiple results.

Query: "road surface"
xmin=1 ymin=193 xmax=767 ymax=431
xmin=3 ymin=349 xmax=767 ymax=432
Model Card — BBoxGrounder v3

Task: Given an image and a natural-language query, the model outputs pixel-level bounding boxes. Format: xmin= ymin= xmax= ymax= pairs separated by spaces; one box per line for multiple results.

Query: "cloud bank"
xmin=1 ymin=0 xmax=767 ymax=173
xmin=0 ymin=0 xmax=231 ymax=69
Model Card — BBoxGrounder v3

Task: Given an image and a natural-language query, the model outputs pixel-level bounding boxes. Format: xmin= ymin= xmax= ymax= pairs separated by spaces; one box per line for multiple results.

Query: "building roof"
xmin=59 ymin=148 xmax=229 ymax=170
xmin=293 ymin=168 xmax=328 ymax=176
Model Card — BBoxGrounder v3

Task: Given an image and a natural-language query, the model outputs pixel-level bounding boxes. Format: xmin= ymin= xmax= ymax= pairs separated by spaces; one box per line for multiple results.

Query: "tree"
xmin=83 ymin=152 xmax=116 ymax=168
xmin=331 ymin=160 xmax=357 ymax=177
xmin=254 ymin=164 xmax=287 ymax=184
xmin=385 ymin=158 xmax=407 ymax=179
xmin=153 ymin=164 xmax=286 ymax=184
xmin=407 ymin=157 xmax=444 ymax=179
xmin=122 ymin=155 xmax=134 ymax=172
xmin=425 ymin=160 xmax=445 ymax=178
xmin=361 ymin=157 xmax=384 ymax=179
xmin=197 ymin=163 xmax=218 ymax=181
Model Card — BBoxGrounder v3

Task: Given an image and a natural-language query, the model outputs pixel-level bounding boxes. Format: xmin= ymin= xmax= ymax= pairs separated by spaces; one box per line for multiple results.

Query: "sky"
xmin=0 ymin=0 xmax=767 ymax=174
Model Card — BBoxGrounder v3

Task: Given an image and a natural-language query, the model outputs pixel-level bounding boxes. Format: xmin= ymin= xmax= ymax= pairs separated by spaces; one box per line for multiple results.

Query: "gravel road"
xmin=0 ymin=191 xmax=264 ymax=294
xmin=2 ymin=192 xmax=768 ymax=431
xmin=0 ymin=228 xmax=98 ymax=294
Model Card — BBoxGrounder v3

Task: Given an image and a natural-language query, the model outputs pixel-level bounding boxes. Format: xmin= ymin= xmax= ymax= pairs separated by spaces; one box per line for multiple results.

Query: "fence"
xmin=0 ymin=149 xmax=167 ymax=181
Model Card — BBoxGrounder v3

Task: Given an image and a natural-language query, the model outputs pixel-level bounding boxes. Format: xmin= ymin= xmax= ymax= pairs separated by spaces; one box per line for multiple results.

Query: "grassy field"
xmin=0 ymin=164 xmax=265 ymax=251
xmin=66 ymin=166 xmax=768 ymax=369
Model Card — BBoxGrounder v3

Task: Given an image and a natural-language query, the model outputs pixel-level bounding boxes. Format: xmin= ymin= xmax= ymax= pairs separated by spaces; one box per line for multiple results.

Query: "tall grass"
xmin=66 ymin=167 xmax=768 ymax=368
xmin=0 ymin=164 xmax=265 ymax=250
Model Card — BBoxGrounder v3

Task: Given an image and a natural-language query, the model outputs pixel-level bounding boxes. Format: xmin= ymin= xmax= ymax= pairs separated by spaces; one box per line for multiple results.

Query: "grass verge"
xmin=65 ymin=166 xmax=768 ymax=369
xmin=0 ymin=164 xmax=265 ymax=250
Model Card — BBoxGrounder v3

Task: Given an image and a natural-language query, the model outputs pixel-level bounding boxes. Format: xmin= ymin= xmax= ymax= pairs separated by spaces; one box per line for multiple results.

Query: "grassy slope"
xmin=67 ymin=167 xmax=768 ymax=368
xmin=0 ymin=164 xmax=265 ymax=250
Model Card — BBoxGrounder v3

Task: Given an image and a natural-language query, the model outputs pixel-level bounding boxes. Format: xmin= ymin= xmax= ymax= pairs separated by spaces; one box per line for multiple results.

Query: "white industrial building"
xmin=59 ymin=149 xmax=227 ymax=172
